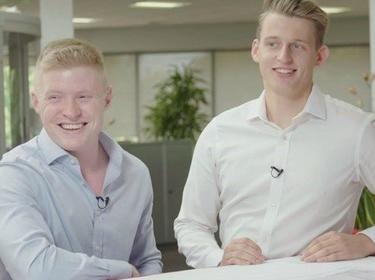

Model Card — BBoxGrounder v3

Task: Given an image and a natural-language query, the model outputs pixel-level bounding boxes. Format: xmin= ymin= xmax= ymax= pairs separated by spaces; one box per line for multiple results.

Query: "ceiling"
xmin=0 ymin=0 xmax=369 ymax=29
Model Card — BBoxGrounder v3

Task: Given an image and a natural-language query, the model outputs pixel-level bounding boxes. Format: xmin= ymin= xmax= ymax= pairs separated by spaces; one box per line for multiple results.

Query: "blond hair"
xmin=256 ymin=0 xmax=328 ymax=47
xmin=34 ymin=38 xmax=106 ymax=87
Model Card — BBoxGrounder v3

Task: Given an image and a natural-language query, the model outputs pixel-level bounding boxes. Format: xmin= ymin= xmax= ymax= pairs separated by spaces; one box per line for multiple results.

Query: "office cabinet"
xmin=121 ymin=140 xmax=193 ymax=244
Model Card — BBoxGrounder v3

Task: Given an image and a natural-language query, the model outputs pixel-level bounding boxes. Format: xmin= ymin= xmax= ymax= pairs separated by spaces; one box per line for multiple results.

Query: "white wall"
xmin=316 ymin=46 xmax=370 ymax=111
xmin=214 ymin=51 xmax=263 ymax=113
xmin=103 ymin=55 xmax=137 ymax=141
xmin=76 ymin=17 xmax=369 ymax=53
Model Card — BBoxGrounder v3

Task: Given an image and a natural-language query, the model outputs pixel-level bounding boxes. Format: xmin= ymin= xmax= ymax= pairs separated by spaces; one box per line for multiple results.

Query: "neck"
xmin=265 ymin=87 xmax=311 ymax=129
xmin=72 ymin=141 xmax=109 ymax=173
xmin=77 ymin=142 xmax=109 ymax=196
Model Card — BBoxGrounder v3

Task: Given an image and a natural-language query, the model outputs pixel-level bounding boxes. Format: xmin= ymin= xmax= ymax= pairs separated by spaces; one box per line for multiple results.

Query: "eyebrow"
xmin=293 ymin=39 xmax=309 ymax=44
xmin=263 ymin=36 xmax=280 ymax=41
xmin=263 ymin=36 xmax=309 ymax=44
xmin=45 ymin=90 xmax=63 ymax=95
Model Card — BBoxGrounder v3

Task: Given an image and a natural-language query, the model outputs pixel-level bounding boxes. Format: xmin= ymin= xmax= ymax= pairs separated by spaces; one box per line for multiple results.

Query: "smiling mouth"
xmin=59 ymin=123 xmax=87 ymax=130
xmin=273 ymin=67 xmax=297 ymax=74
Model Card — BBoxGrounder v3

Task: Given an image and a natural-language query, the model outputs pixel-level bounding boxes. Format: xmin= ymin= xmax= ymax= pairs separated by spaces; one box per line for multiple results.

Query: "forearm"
xmin=2 ymin=243 xmax=132 ymax=280
xmin=137 ymin=261 xmax=163 ymax=276
xmin=0 ymin=207 xmax=132 ymax=279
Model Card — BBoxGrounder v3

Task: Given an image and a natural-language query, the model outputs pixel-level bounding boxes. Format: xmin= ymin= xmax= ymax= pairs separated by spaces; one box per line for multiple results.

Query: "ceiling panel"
xmin=0 ymin=0 xmax=369 ymax=29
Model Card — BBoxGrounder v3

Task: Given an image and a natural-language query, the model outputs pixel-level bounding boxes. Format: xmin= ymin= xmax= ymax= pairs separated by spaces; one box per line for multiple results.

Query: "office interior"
xmin=0 ymin=0 xmax=372 ymax=273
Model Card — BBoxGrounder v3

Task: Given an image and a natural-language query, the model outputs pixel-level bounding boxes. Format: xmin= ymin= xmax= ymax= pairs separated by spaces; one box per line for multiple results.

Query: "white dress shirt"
xmin=174 ymin=85 xmax=375 ymax=268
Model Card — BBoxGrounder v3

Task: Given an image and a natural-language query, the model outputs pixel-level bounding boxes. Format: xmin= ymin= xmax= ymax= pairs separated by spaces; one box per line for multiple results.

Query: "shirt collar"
xmin=37 ymin=129 xmax=122 ymax=167
xmin=37 ymin=129 xmax=69 ymax=165
xmin=246 ymin=90 xmax=268 ymax=122
xmin=99 ymin=132 xmax=123 ymax=170
xmin=300 ymin=84 xmax=327 ymax=120
xmin=246 ymin=84 xmax=327 ymax=122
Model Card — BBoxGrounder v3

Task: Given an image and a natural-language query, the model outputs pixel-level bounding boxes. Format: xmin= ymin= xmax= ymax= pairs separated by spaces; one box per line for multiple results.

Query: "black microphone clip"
xmin=96 ymin=196 xmax=110 ymax=209
xmin=270 ymin=166 xmax=284 ymax=178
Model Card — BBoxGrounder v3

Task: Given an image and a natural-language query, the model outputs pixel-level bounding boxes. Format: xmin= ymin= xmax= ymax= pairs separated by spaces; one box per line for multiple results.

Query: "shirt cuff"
xmin=201 ymin=249 xmax=224 ymax=267
xmin=105 ymin=259 xmax=132 ymax=279
xmin=358 ymin=226 xmax=375 ymax=255
xmin=359 ymin=226 xmax=375 ymax=242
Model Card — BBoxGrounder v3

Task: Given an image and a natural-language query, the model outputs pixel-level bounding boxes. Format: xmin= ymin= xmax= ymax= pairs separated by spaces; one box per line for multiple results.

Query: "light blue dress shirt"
xmin=0 ymin=129 xmax=162 ymax=280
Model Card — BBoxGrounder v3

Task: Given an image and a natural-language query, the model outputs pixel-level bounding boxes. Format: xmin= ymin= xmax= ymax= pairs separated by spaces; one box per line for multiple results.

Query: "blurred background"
xmin=0 ymin=0 xmax=373 ymax=272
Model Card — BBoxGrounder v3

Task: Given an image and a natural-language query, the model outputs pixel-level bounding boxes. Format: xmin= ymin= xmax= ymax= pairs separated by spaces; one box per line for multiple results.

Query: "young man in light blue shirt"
xmin=0 ymin=39 xmax=162 ymax=280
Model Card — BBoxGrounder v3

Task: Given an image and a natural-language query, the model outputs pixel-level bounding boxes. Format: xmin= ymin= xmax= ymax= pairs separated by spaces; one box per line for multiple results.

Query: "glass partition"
xmin=0 ymin=12 xmax=40 ymax=156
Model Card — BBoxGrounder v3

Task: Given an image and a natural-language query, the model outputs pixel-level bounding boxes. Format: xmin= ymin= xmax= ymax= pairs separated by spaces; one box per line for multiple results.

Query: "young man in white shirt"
xmin=0 ymin=39 xmax=162 ymax=279
xmin=174 ymin=0 xmax=375 ymax=268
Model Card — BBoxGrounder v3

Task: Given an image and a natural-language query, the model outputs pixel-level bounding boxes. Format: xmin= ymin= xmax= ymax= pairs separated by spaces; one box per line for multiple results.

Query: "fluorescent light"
xmin=321 ymin=6 xmax=351 ymax=14
xmin=73 ymin=18 xmax=97 ymax=24
xmin=0 ymin=5 xmax=20 ymax=13
xmin=130 ymin=1 xmax=191 ymax=9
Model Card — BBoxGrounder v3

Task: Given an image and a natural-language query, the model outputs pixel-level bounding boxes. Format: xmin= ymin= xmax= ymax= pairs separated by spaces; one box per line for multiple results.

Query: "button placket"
xmin=92 ymin=209 xmax=105 ymax=257
xmin=259 ymin=132 xmax=291 ymax=255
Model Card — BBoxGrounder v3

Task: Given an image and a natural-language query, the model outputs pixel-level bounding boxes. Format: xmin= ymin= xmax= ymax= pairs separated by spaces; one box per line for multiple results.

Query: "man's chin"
xmin=53 ymin=138 xmax=85 ymax=153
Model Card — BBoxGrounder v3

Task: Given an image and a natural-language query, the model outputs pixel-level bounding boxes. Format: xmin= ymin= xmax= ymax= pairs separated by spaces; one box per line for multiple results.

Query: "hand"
xmin=301 ymin=231 xmax=375 ymax=262
xmin=220 ymin=237 xmax=265 ymax=266
xmin=130 ymin=265 xmax=140 ymax=278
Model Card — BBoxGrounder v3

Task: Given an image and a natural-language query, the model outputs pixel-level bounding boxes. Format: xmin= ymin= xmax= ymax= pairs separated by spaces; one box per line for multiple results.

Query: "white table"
xmin=137 ymin=257 xmax=375 ymax=280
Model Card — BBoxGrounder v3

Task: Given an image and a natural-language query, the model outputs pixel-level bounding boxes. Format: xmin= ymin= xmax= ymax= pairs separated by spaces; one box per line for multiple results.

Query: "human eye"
xmin=46 ymin=94 xmax=61 ymax=102
xmin=78 ymin=94 xmax=93 ymax=102
xmin=291 ymin=42 xmax=303 ymax=50
xmin=264 ymin=39 xmax=280 ymax=50
xmin=266 ymin=41 xmax=278 ymax=48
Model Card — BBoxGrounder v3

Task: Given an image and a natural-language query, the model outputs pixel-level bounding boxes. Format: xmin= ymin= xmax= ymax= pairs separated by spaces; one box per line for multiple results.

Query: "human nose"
xmin=277 ymin=44 xmax=292 ymax=63
xmin=63 ymin=98 xmax=81 ymax=119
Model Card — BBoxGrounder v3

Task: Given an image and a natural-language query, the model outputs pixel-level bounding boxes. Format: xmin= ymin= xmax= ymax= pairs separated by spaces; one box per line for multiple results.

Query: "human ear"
xmin=251 ymin=39 xmax=260 ymax=63
xmin=316 ymin=44 xmax=329 ymax=66
xmin=31 ymin=90 xmax=41 ymax=114
xmin=104 ymin=86 xmax=112 ymax=108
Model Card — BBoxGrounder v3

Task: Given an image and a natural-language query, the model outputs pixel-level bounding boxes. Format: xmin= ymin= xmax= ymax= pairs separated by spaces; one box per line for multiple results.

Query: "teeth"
xmin=60 ymin=123 xmax=84 ymax=130
xmin=275 ymin=68 xmax=295 ymax=74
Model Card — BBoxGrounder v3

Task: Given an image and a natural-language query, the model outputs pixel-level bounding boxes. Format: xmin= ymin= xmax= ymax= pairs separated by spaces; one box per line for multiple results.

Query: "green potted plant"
xmin=355 ymin=187 xmax=375 ymax=230
xmin=349 ymin=73 xmax=375 ymax=231
xmin=144 ymin=65 xmax=208 ymax=141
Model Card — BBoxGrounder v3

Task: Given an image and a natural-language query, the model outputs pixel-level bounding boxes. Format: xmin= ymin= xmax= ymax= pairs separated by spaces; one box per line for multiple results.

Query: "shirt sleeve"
xmin=129 ymin=171 xmax=162 ymax=276
xmin=174 ymin=121 xmax=224 ymax=268
xmin=0 ymin=163 xmax=132 ymax=280
xmin=357 ymin=115 xmax=375 ymax=245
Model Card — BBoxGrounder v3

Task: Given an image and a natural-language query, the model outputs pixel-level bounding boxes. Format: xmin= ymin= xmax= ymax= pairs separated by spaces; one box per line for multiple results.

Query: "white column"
xmin=0 ymin=30 xmax=5 ymax=156
xmin=370 ymin=0 xmax=375 ymax=112
xmin=39 ymin=0 xmax=74 ymax=48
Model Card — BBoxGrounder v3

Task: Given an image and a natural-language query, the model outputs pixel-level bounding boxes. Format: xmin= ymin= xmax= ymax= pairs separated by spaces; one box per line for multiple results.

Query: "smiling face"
xmin=32 ymin=66 xmax=112 ymax=156
xmin=251 ymin=13 xmax=329 ymax=99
